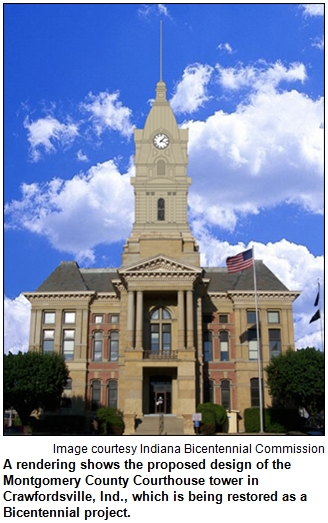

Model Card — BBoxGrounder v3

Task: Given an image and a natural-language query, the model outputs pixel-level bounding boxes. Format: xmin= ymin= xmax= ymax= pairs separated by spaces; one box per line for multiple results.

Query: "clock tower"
xmin=122 ymin=78 xmax=200 ymax=267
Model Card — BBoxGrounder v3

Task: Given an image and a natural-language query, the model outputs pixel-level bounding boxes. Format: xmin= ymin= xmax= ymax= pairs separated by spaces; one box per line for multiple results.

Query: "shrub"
xmin=196 ymin=402 xmax=227 ymax=434
xmin=96 ymin=407 xmax=124 ymax=435
xmin=244 ymin=408 xmax=303 ymax=433
xmin=28 ymin=415 xmax=85 ymax=434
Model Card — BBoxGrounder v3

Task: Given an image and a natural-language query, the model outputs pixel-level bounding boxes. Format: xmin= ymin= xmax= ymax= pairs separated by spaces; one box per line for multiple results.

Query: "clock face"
xmin=153 ymin=133 xmax=169 ymax=149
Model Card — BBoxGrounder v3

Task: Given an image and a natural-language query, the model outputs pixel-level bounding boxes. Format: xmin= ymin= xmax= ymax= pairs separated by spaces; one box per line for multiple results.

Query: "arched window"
xmin=109 ymin=331 xmax=119 ymax=361
xmin=203 ymin=331 xmax=212 ymax=362
xmin=220 ymin=331 xmax=229 ymax=361
xmin=108 ymin=380 xmax=118 ymax=409
xmin=150 ymin=308 xmax=171 ymax=354
xmin=158 ymin=198 xmax=165 ymax=221
xmin=157 ymin=159 xmax=166 ymax=177
xmin=220 ymin=380 xmax=231 ymax=410
xmin=93 ymin=331 xmax=103 ymax=361
xmin=91 ymin=380 xmax=101 ymax=411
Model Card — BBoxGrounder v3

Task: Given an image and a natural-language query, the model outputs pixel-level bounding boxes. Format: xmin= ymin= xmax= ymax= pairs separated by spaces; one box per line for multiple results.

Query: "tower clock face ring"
xmin=153 ymin=133 xmax=169 ymax=149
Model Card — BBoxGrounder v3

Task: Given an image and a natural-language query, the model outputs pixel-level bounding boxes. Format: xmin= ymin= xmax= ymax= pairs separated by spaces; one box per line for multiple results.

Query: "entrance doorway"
xmin=149 ymin=376 xmax=172 ymax=414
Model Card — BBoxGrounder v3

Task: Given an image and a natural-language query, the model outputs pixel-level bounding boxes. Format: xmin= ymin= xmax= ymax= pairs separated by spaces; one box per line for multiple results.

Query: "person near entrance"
xmin=156 ymin=396 xmax=164 ymax=413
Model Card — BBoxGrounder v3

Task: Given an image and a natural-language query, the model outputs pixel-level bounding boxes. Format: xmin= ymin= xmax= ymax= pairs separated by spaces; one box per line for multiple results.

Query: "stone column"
xmin=178 ymin=290 xmax=185 ymax=349
xmin=186 ymin=290 xmax=194 ymax=348
xmin=127 ymin=290 xmax=135 ymax=348
xmin=136 ymin=291 xmax=143 ymax=349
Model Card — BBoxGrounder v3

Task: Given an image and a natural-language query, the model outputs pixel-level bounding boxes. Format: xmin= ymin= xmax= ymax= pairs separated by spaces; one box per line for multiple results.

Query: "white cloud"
xmin=5 ymin=159 xmax=135 ymax=264
xmin=24 ymin=116 xmax=79 ymax=162
xmin=216 ymin=61 xmax=307 ymax=93
xmin=194 ymin=231 xmax=324 ymax=350
xmin=183 ymin=62 xmax=323 ymax=229
xmin=170 ymin=64 xmax=213 ymax=114
xmin=77 ymin=149 xmax=89 ymax=162
xmin=138 ymin=4 xmax=170 ymax=19
xmin=312 ymin=35 xmax=324 ymax=50
xmin=157 ymin=4 xmax=169 ymax=17
xmin=81 ymin=91 xmax=134 ymax=138
xmin=4 ymin=294 xmax=31 ymax=354
xmin=217 ymin=42 xmax=234 ymax=54
xmin=300 ymin=4 xmax=324 ymax=17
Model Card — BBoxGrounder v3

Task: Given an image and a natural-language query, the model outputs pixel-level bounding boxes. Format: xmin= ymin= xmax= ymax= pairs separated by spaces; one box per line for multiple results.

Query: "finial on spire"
xmin=160 ymin=20 xmax=162 ymax=81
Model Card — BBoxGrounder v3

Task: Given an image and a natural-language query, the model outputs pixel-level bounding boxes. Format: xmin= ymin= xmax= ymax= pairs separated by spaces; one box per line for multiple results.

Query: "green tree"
xmin=265 ymin=347 xmax=324 ymax=416
xmin=4 ymin=351 xmax=69 ymax=425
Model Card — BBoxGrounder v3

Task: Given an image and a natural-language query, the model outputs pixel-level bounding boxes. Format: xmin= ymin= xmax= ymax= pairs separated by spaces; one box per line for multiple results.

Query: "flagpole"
xmin=318 ymin=280 xmax=324 ymax=352
xmin=252 ymin=246 xmax=264 ymax=433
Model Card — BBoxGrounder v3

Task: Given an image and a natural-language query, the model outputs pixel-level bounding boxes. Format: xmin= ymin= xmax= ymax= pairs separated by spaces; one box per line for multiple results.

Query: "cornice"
xmin=23 ymin=291 xmax=95 ymax=303
xmin=96 ymin=292 xmax=121 ymax=302
xmin=227 ymin=291 xmax=301 ymax=303
xmin=208 ymin=291 xmax=300 ymax=303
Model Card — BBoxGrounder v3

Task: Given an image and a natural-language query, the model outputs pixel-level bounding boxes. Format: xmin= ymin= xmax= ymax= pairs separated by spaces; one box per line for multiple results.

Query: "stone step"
xmin=135 ymin=416 xmax=184 ymax=435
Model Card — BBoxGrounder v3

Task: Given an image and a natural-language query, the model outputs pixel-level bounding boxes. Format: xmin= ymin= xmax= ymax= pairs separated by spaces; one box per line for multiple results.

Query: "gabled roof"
xmin=119 ymin=254 xmax=202 ymax=275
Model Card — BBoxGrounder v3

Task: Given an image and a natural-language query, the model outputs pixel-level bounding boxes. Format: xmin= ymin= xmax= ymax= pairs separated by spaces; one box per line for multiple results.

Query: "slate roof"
xmin=204 ymin=261 xmax=289 ymax=292
xmin=36 ymin=262 xmax=118 ymax=293
xmin=36 ymin=262 xmax=89 ymax=292
xmin=35 ymin=260 xmax=289 ymax=293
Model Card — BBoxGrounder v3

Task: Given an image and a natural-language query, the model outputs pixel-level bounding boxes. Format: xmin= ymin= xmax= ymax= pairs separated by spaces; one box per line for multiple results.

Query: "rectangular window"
xmin=247 ymin=310 xmax=258 ymax=324
xmin=268 ymin=311 xmax=280 ymax=323
xmin=94 ymin=315 xmax=103 ymax=324
xmin=43 ymin=330 xmax=54 ymax=355
xmin=61 ymin=378 xmax=72 ymax=408
xmin=162 ymin=324 xmax=171 ymax=352
xmin=219 ymin=314 xmax=228 ymax=324
xmin=151 ymin=324 xmax=159 ymax=353
xmin=64 ymin=312 xmax=76 ymax=324
xmin=111 ymin=315 xmax=119 ymax=324
xmin=44 ymin=312 xmax=55 ymax=324
xmin=64 ymin=378 xmax=72 ymax=389
xmin=250 ymin=378 xmax=263 ymax=408
xmin=269 ymin=329 xmax=281 ymax=358
xmin=248 ymin=329 xmax=258 ymax=360
xmin=220 ymin=331 xmax=229 ymax=361
xmin=63 ymin=330 xmax=75 ymax=361
xmin=203 ymin=331 xmax=212 ymax=362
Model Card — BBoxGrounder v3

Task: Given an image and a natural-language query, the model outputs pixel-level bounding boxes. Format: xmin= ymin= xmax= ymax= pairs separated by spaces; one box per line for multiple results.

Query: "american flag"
xmin=226 ymin=248 xmax=253 ymax=273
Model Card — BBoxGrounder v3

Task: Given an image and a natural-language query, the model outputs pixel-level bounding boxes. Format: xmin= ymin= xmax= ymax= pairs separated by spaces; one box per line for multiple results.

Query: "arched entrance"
xmin=149 ymin=375 xmax=172 ymax=414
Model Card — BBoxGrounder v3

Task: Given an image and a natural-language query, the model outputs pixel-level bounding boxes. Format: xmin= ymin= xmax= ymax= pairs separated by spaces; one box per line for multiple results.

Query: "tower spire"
xmin=160 ymin=20 xmax=162 ymax=81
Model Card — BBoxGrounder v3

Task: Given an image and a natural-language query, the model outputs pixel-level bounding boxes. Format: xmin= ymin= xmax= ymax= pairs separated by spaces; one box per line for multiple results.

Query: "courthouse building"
xmin=24 ymin=74 xmax=300 ymax=435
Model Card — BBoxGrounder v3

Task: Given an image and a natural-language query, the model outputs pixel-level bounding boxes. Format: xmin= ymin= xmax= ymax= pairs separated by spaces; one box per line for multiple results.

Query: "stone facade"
xmin=24 ymin=77 xmax=300 ymax=434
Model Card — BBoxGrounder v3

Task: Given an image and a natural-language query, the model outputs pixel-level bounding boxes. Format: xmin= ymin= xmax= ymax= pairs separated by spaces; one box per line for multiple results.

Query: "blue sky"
xmin=4 ymin=4 xmax=324 ymax=352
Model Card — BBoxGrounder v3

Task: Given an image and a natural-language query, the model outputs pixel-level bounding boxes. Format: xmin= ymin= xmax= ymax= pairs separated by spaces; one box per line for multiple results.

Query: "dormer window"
xmin=158 ymin=198 xmax=165 ymax=221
